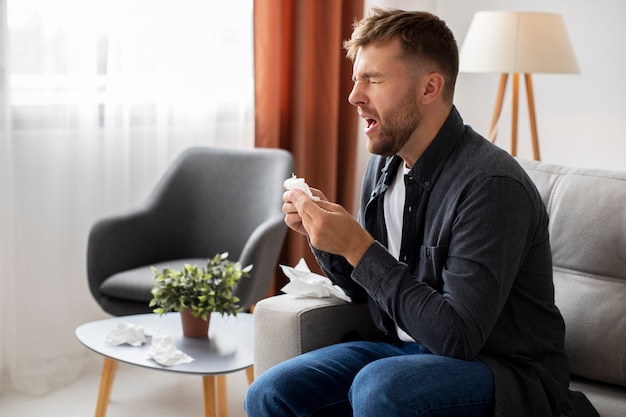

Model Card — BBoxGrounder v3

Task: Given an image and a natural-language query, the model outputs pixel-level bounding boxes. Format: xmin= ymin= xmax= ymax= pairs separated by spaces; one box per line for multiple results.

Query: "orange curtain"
xmin=254 ymin=0 xmax=364 ymax=291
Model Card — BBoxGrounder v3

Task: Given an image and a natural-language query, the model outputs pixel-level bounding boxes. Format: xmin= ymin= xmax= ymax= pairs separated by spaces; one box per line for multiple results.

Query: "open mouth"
xmin=364 ymin=117 xmax=378 ymax=134
xmin=358 ymin=108 xmax=378 ymax=134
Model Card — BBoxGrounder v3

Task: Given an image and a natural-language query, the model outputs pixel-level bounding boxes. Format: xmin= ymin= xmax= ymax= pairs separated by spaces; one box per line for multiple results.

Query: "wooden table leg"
xmin=217 ymin=375 xmax=228 ymax=416
xmin=202 ymin=376 xmax=217 ymax=417
xmin=95 ymin=358 xmax=118 ymax=417
xmin=245 ymin=366 xmax=254 ymax=385
xmin=203 ymin=375 xmax=232 ymax=417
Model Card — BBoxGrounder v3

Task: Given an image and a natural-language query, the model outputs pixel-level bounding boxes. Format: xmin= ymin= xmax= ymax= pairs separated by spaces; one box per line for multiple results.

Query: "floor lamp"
xmin=459 ymin=12 xmax=579 ymax=160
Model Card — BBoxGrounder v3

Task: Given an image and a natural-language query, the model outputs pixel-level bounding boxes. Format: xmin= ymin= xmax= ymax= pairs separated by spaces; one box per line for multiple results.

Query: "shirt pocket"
xmin=418 ymin=245 xmax=449 ymax=289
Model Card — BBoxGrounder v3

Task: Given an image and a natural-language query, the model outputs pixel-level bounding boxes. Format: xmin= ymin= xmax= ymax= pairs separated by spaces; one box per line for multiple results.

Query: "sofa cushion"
xmin=554 ymin=268 xmax=626 ymax=386
xmin=570 ymin=376 xmax=626 ymax=417
xmin=519 ymin=160 xmax=626 ymax=387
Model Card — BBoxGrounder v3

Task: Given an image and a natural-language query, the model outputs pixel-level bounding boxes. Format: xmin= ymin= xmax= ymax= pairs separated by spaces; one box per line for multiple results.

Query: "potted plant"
xmin=149 ymin=252 xmax=253 ymax=337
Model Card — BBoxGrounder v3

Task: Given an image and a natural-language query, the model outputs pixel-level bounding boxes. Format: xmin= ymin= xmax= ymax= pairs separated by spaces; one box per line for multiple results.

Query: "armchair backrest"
xmin=145 ymin=146 xmax=292 ymax=261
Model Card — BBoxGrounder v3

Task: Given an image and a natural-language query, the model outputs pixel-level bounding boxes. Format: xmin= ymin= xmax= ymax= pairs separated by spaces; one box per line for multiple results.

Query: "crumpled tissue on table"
xmin=280 ymin=258 xmax=351 ymax=302
xmin=147 ymin=335 xmax=194 ymax=366
xmin=105 ymin=322 xmax=153 ymax=347
xmin=104 ymin=323 xmax=194 ymax=367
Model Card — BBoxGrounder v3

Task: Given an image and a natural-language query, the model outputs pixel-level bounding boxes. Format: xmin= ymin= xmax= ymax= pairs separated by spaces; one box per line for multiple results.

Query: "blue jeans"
xmin=245 ymin=341 xmax=494 ymax=417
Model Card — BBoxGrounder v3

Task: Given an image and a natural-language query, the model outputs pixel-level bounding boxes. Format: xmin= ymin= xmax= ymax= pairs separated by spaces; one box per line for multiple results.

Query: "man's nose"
xmin=348 ymin=83 xmax=365 ymax=107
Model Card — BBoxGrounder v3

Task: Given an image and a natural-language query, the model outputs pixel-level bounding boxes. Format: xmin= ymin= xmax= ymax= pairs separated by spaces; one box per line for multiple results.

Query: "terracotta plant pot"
xmin=180 ymin=310 xmax=211 ymax=338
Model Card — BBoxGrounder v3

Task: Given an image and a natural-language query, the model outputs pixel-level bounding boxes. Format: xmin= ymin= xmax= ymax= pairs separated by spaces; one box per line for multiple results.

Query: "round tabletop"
xmin=75 ymin=312 xmax=253 ymax=375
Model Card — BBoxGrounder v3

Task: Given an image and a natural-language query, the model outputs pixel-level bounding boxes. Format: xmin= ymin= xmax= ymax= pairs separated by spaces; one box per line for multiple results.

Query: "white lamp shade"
xmin=459 ymin=11 xmax=579 ymax=74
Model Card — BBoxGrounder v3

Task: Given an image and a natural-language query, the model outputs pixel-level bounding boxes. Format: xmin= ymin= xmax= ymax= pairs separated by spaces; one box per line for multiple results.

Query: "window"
xmin=7 ymin=0 xmax=254 ymax=147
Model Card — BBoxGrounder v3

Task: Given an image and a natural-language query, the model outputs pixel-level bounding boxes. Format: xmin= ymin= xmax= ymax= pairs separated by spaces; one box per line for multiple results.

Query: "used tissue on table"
xmin=105 ymin=323 xmax=194 ymax=367
xmin=280 ymin=258 xmax=351 ymax=302
xmin=147 ymin=335 xmax=194 ymax=367
xmin=105 ymin=322 xmax=151 ymax=347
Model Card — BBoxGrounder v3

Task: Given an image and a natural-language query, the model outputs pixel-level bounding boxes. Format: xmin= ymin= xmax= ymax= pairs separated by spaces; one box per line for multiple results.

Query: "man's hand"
xmin=283 ymin=188 xmax=374 ymax=266
xmin=282 ymin=187 xmax=326 ymax=236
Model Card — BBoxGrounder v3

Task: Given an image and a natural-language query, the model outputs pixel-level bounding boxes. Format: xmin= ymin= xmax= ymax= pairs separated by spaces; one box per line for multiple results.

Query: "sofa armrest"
xmin=253 ymin=295 xmax=380 ymax=377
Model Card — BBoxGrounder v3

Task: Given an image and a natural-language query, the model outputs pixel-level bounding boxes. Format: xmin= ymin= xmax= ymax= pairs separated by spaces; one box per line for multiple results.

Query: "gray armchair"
xmin=87 ymin=146 xmax=294 ymax=316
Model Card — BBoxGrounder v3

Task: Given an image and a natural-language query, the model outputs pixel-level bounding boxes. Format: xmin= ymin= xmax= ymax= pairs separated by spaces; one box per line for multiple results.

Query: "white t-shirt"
xmin=383 ymin=162 xmax=416 ymax=342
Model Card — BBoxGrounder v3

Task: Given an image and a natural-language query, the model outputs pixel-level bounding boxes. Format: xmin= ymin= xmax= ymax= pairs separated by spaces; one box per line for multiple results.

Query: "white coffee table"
xmin=75 ymin=312 xmax=254 ymax=417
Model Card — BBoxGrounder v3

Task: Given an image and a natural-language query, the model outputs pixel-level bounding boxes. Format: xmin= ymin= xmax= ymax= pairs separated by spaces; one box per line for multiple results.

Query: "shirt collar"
xmin=371 ymin=106 xmax=466 ymax=199
xmin=404 ymin=106 xmax=465 ymax=191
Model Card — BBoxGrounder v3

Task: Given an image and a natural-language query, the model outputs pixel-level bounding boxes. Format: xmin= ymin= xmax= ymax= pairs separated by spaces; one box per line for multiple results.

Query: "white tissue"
xmin=284 ymin=175 xmax=320 ymax=201
xmin=147 ymin=335 xmax=194 ymax=366
xmin=280 ymin=258 xmax=351 ymax=302
xmin=105 ymin=322 xmax=194 ymax=367
xmin=105 ymin=323 xmax=149 ymax=347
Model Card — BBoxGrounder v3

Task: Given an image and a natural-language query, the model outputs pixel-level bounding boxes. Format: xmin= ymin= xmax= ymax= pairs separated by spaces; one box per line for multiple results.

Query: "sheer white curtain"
xmin=0 ymin=0 xmax=254 ymax=395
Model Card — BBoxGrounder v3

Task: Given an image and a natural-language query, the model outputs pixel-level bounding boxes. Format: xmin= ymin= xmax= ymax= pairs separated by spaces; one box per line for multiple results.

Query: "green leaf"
xmin=149 ymin=252 xmax=250 ymax=318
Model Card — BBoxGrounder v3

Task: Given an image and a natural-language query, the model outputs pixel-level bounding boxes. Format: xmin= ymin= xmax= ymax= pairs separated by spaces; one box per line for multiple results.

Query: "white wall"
xmin=358 ymin=0 xmax=626 ymax=171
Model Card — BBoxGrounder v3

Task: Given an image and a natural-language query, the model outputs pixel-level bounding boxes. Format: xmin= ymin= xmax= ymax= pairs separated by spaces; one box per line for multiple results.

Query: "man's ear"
xmin=419 ymin=72 xmax=445 ymax=105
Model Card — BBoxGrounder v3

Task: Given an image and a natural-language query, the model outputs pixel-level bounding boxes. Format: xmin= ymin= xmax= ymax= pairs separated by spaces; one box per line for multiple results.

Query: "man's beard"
xmin=368 ymin=90 xmax=421 ymax=157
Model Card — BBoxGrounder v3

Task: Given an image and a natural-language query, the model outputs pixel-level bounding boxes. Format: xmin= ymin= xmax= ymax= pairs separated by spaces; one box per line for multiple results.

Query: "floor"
xmin=0 ymin=354 xmax=250 ymax=417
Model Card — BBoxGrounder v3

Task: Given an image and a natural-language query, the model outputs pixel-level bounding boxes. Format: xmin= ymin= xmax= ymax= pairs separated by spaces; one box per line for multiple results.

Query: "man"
xmin=245 ymin=8 xmax=599 ymax=417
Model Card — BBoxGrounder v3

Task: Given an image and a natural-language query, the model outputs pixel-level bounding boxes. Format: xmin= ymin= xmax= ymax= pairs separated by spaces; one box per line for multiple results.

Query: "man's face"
xmin=348 ymin=38 xmax=422 ymax=156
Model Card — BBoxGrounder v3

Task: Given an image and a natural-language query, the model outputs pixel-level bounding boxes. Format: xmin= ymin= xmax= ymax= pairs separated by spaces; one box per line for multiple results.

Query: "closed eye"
xmin=351 ymin=77 xmax=383 ymax=85
xmin=352 ymin=72 xmax=384 ymax=85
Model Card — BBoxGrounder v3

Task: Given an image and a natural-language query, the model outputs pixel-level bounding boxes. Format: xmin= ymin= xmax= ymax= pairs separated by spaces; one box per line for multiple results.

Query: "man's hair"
xmin=344 ymin=8 xmax=459 ymax=103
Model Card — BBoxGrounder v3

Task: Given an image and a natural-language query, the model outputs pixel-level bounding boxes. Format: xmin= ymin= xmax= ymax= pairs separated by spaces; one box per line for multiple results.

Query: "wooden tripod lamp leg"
xmin=489 ymin=73 xmax=509 ymax=143
xmin=511 ymin=73 xmax=520 ymax=157
xmin=524 ymin=73 xmax=541 ymax=160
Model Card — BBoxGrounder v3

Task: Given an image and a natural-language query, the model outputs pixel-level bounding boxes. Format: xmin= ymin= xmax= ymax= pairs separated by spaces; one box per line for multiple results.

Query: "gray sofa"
xmin=253 ymin=159 xmax=626 ymax=417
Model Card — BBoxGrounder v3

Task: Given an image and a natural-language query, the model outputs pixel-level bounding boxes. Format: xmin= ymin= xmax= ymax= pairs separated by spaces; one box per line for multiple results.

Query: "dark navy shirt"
xmin=313 ymin=107 xmax=598 ymax=417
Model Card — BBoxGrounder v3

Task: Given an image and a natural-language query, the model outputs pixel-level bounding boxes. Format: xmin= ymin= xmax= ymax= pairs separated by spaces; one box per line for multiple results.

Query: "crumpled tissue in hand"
xmin=280 ymin=258 xmax=351 ymax=302
xmin=105 ymin=322 xmax=152 ymax=347
xmin=283 ymin=174 xmax=320 ymax=201
xmin=147 ymin=335 xmax=194 ymax=366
